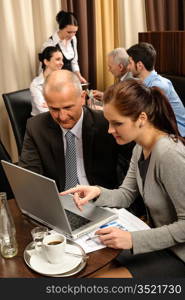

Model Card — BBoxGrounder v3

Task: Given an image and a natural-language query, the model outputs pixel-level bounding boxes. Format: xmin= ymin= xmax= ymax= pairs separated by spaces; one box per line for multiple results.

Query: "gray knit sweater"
xmin=95 ymin=136 xmax=185 ymax=263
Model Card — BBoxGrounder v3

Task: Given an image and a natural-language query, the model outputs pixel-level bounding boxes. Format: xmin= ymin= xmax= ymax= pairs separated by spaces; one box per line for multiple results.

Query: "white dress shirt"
xmin=120 ymin=72 xmax=133 ymax=82
xmin=61 ymin=110 xmax=89 ymax=185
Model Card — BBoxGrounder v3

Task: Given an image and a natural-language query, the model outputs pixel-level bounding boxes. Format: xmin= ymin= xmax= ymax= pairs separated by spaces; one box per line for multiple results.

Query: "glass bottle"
xmin=0 ymin=192 xmax=18 ymax=258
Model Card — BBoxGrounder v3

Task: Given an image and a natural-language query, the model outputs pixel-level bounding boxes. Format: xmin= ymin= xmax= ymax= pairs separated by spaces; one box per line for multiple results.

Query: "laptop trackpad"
xmin=60 ymin=194 xmax=103 ymax=221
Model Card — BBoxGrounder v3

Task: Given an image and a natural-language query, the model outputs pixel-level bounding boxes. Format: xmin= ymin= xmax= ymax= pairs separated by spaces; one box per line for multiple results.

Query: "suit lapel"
xmin=47 ymin=115 xmax=66 ymax=190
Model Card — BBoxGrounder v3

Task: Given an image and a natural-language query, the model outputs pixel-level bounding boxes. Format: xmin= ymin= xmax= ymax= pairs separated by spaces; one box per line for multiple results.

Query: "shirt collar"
xmin=52 ymin=31 xmax=61 ymax=44
xmin=120 ymin=72 xmax=129 ymax=81
xmin=144 ymin=70 xmax=157 ymax=85
xmin=52 ymin=30 xmax=73 ymax=46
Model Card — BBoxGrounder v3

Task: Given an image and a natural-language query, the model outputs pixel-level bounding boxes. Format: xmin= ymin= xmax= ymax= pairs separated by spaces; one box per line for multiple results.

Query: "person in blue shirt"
xmin=127 ymin=42 xmax=185 ymax=137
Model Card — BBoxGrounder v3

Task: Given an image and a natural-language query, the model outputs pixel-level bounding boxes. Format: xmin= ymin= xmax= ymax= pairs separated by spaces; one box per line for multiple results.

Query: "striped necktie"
xmin=64 ymin=131 xmax=78 ymax=190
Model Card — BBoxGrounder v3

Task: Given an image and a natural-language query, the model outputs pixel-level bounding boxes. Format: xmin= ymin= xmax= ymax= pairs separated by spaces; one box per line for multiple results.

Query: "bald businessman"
xmin=19 ymin=70 xmax=134 ymax=191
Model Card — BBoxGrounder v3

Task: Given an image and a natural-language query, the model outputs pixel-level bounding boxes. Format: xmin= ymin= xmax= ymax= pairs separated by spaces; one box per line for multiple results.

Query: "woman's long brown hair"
xmin=103 ymin=79 xmax=185 ymax=145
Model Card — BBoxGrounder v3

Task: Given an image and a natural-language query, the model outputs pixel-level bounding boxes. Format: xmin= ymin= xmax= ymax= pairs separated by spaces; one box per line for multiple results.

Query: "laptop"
xmin=1 ymin=160 xmax=117 ymax=239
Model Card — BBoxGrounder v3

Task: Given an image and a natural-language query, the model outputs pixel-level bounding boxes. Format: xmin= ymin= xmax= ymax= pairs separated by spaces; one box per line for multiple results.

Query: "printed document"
xmin=75 ymin=207 xmax=150 ymax=253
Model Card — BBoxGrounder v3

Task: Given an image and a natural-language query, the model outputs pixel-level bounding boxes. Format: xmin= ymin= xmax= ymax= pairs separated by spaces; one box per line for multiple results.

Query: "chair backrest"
xmin=2 ymin=89 xmax=32 ymax=156
xmin=162 ymin=74 xmax=185 ymax=107
xmin=0 ymin=140 xmax=14 ymax=199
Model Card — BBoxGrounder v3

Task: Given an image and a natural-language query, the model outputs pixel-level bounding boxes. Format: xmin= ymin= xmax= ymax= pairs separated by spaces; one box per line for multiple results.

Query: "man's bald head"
xmin=44 ymin=70 xmax=82 ymax=97
xmin=43 ymin=70 xmax=85 ymax=129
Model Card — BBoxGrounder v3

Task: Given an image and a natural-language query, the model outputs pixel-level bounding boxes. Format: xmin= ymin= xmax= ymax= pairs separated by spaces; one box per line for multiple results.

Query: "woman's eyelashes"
xmin=111 ymin=121 xmax=124 ymax=127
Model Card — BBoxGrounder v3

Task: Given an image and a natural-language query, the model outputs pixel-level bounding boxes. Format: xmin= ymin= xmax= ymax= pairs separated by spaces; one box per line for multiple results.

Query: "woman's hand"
xmin=80 ymin=76 xmax=87 ymax=84
xmin=95 ymin=227 xmax=133 ymax=250
xmin=60 ymin=185 xmax=101 ymax=211
xmin=75 ymin=71 xmax=87 ymax=83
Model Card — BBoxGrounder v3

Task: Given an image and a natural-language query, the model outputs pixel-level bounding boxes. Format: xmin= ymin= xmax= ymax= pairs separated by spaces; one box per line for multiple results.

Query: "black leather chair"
xmin=0 ymin=140 xmax=14 ymax=199
xmin=2 ymin=89 xmax=32 ymax=156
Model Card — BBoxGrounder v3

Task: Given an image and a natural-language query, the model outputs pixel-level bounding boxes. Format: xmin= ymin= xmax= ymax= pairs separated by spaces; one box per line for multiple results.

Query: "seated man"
xmin=92 ymin=48 xmax=132 ymax=101
xmin=127 ymin=42 xmax=185 ymax=137
xmin=19 ymin=70 xmax=134 ymax=192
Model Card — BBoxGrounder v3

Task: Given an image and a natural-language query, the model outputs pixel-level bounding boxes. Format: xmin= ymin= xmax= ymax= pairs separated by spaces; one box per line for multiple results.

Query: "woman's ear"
xmin=140 ymin=112 xmax=147 ymax=121
xmin=43 ymin=59 xmax=48 ymax=67
xmin=138 ymin=112 xmax=148 ymax=128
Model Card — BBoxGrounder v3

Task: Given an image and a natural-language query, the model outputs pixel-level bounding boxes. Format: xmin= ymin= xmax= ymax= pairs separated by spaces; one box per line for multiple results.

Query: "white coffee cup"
xmin=41 ymin=233 xmax=66 ymax=264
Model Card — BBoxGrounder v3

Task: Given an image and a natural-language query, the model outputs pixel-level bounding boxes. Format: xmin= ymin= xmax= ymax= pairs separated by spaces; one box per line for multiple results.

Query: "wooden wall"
xmin=139 ymin=31 xmax=185 ymax=76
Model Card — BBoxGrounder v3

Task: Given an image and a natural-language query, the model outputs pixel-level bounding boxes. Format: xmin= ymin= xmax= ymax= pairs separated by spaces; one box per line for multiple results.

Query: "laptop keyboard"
xmin=65 ymin=209 xmax=90 ymax=231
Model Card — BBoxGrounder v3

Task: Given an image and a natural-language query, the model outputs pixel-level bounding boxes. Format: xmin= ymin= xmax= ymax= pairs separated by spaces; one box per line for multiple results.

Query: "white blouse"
xmin=41 ymin=31 xmax=80 ymax=72
xmin=30 ymin=72 xmax=49 ymax=116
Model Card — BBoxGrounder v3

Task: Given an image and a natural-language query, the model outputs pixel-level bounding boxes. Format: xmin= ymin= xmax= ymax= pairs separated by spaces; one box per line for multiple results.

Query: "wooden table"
xmin=0 ymin=199 xmax=120 ymax=278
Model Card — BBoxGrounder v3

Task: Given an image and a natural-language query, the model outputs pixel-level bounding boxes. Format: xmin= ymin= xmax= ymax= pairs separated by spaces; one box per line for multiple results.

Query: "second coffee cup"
xmin=42 ymin=233 xmax=66 ymax=264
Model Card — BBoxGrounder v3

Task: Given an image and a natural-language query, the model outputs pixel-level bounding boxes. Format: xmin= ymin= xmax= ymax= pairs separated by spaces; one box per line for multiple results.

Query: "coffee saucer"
xmin=24 ymin=240 xmax=87 ymax=277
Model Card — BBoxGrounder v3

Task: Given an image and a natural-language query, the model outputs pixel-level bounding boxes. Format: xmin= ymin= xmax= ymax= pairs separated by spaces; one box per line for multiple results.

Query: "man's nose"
xmin=58 ymin=109 xmax=67 ymax=120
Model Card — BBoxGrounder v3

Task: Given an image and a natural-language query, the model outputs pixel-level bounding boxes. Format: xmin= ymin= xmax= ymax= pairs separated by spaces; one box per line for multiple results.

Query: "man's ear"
xmin=119 ymin=64 xmax=124 ymax=71
xmin=137 ymin=61 xmax=144 ymax=70
xmin=81 ymin=90 xmax=86 ymax=105
xmin=119 ymin=63 xmax=124 ymax=71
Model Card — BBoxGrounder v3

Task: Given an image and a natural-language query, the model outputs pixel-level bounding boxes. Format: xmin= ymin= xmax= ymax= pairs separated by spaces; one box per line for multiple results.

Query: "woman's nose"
xmin=108 ymin=125 xmax=115 ymax=134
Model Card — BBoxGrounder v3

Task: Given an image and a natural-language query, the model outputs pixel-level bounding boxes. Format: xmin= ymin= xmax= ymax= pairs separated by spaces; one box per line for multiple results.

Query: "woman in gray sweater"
xmin=61 ymin=79 xmax=185 ymax=277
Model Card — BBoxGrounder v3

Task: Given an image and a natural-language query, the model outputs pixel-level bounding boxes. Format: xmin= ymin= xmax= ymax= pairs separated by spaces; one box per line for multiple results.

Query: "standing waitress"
xmin=41 ymin=10 xmax=87 ymax=83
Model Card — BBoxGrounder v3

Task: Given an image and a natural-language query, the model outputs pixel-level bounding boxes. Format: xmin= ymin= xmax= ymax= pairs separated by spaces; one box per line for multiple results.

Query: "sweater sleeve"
xmin=131 ymin=147 xmax=185 ymax=256
xmin=95 ymin=145 xmax=140 ymax=208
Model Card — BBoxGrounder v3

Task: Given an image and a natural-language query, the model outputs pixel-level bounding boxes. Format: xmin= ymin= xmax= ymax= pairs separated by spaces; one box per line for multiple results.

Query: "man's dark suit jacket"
xmin=19 ymin=106 xmax=134 ymax=192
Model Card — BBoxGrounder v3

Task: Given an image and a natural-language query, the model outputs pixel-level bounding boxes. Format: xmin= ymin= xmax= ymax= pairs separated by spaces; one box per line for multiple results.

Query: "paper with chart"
xmin=75 ymin=207 xmax=150 ymax=253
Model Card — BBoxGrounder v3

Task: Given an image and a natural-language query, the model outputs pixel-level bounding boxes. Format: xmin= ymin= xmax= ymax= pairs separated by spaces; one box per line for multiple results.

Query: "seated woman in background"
xmin=41 ymin=10 xmax=87 ymax=83
xmin=61 ymin=79 xmax=185 ymax=278
xmin=30 ymin=46 xmax=63 ymax=116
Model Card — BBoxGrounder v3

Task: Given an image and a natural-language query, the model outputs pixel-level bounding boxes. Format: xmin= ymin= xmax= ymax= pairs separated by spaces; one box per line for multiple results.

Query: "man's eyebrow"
xmin=48 ymin=104 xmax=74 ymax=109
xmin=48 ymin=106 xmax=60 ymax=110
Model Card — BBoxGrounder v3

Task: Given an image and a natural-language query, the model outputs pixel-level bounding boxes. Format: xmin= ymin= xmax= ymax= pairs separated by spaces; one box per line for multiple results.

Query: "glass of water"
xmin=31 ymin=226 xmax=49 ymax=248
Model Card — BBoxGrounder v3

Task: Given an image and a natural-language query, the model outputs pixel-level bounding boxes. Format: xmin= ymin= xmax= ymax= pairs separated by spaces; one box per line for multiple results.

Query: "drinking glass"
xmin=31 ymin=226 xmax=49 ymax=248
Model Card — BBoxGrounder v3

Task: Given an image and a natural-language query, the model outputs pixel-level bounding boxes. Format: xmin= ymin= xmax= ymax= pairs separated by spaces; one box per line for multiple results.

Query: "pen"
xmin=100 ymin=221 xmax=128 ymax=231
xmin=86 ymin=234 xmax=101 ymax=241
xmin=100 ymin=221 xmax=117 ymax=228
